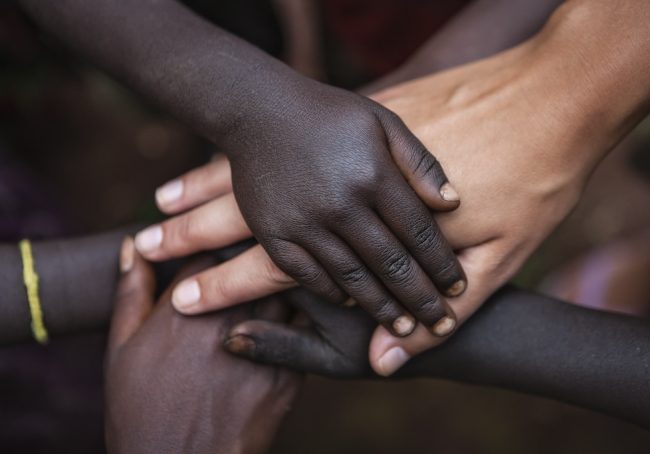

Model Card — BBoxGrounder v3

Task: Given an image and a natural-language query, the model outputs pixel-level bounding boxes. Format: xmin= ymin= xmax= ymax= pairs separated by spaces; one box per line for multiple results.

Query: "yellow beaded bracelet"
xmin=19 ymin=239 xmax=49 ymax=344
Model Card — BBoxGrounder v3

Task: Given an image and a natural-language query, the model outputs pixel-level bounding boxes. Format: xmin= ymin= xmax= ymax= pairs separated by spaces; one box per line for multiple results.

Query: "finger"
xmin=108 ymin=237 xmax=156 ymax=353
xmin=170 ymin=244 xmax=298 ymax=315
xmin=301 ymin=234 xmax=415 ymax=337
xmin=379 ymin=109 xmax=459 ymax=211
xmin=156 ymin=154 xmax=232 ymax=214
xmin=135 ymin=192 xmax=251 ymax=261
xmin=263 ymin=238 xmax=346 ymax=304
xmin=369 ymin=246 xmax=499 ymax=376
xmin=339 ymin=211 xmax=456 ymax=335
xmin=224 ymin=320 xmax=344 ymax=376
xmin=376 ymin=180 xmax=466 ymax=297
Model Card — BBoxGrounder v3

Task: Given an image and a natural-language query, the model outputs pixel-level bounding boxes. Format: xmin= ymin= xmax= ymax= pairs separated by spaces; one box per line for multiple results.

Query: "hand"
xmin=105 ymin=239 xmax=300 ymax=454
xmin=136 ymin=77 xmax=468 ymax=338
xmin=138 ymin=0 xmax=650 ymax=375
xmin=224 ymin=285 xmax=650 ymax=430
xmin=225 ymin=286 xmax=377 ymax=379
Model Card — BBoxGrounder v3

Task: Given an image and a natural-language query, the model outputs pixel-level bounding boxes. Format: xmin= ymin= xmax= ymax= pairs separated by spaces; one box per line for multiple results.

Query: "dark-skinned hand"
xmin=223 ymin=284 xmax=650 ymax=430
xmin=136 ymin=75 xmax=466 ymax=339
xmin=105 ymin=239 xmax=301 ymax=454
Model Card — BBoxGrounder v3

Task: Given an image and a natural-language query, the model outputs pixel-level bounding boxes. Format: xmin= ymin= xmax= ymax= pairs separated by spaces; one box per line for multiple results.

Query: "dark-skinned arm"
xmin=226 ymin=286 xmax=650 ymax=428
xmin=363 ymin=0 xmax=564 ymax=93
xmin=0 ymin=229 xmax=131 ymax=345
xmin=19 ymin=0 xmax=468 ymax=340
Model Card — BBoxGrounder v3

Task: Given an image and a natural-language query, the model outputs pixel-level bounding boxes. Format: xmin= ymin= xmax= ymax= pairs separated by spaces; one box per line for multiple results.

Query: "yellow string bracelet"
xmin=19 ymin=239 xmax=49 ymax=344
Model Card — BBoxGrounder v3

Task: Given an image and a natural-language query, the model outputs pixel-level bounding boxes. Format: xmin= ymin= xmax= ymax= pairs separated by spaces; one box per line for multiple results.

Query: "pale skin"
xmin=139 ymin=0 xmax=650 ymax=375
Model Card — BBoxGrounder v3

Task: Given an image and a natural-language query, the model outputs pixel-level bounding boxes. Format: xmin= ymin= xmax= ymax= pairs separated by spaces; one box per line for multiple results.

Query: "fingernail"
xmin=343 ymin=298 xmax=357 ymax=307
xmin=432 ymin=316 xmax=456 ymax=337
xmin=446 ymin=280 xmax=466 ymax=297
xmin=224 ymin=334 xmax=255 ymax=355
xmin=135 ymin=225 xmax=163 ymax=253
xmin=172 ymin=279 xmax=201 ymax=310
xmin=155 ymin=179 xmax=184 ymax=207
xmin=392 ymin=315 xmax=415 ymax=337
xmin=377 ymin=347 xmax=410 ymax=377
xmin=440 ymin=182 xmax=459 ymax=202
xmin=119 ymin=237 xmax=135 ymax=273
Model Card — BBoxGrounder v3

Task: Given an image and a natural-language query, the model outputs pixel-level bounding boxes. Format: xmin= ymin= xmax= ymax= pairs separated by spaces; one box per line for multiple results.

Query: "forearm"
xmin=520 ymin=0 xmax=650 ymax=176
xmin=18 ymin=0 xmax=299 ymax=152
xmin=364 ymin=0 xmax=564 ymax=93
xmin=403 ymin=287 xmax=650 ymax=427
xmin=0 ymin=229 xmax=131 ymax=345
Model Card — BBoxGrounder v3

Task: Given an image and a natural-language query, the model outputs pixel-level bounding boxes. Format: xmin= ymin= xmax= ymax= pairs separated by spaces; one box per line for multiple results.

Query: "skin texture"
xmin=225 ymin=285 xmax=650 ymax=429
xmin=122 ymin=0 xmax=566 ymax=337
xmin=144 ymin=0 xmax=650 ymax=375
xmin=0 ymin=228 xmax=134 ymax=345
xmin=105 ymin=244 xmax=300 ymax=454
xmin=19 ymin=0 xmax=466 ymax=337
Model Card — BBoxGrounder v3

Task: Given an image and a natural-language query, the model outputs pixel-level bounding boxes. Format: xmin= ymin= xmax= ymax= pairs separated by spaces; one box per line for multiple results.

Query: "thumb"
xmin=108 ymin=237 xmax=156 ymax=353
xmin=379 ymin=110 xmax=459 ymax=211
xmin=225 ymin=320 xmax=330 ymax=374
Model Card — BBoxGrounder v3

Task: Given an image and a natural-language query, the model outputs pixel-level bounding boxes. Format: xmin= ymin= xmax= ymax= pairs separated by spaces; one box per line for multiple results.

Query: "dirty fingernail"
xmin=446 ymin=280 xmax=466 ymax=297
xmin=377 ymin=346 xmax=410 ymax=376
xmin=224 ymin=334 xmax=256 ymax=355
xmin=120 ymin=237 xmax=135 ymax=273
xmin=135 ymin=225 xmax=163 ymax=253
xmin=343 ymin=298 xmax=357 ymax=307
xmin=432 ymin=316 xmax=456 ymax=337
xmin=172 ymin=279 xmax=201 ymax=311
xmin=156 ymin=179 xmax=184 ymax=207
xmin=393 ymin=315 xmax=415 ymax=337
xmin=440 ymin=182 xmax=459 ymax=202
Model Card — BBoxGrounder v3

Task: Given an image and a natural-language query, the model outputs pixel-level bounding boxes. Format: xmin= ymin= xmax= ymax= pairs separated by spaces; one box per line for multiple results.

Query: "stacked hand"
xmin=135 ymin=80 xmax=468 ymax=339
xmin=134 ymin=1 xmax=649 ymax=376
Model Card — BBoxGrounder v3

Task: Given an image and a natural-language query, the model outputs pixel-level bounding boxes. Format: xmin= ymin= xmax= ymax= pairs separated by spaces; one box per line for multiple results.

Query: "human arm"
xmin=105 ymin=243 xmax=300 ymax=454
xmin=20 ymin=0 xmax=467 ymax=337
xmin=225 ymin=285 xmax=650 ymax=429
xmin=363 ymin=0 xmax=564 ymax=93
xmin=0 ymin=228 xmax=132 ymax=345
xmin=149 ymin=0 xmax=650 ymax=374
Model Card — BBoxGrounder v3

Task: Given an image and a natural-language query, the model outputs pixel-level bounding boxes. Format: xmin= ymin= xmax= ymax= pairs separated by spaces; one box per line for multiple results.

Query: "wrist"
xmin=214 ymin=66 xmax=313 ymax=155
xmin=525 ymin=0 xmax=650 ymax=173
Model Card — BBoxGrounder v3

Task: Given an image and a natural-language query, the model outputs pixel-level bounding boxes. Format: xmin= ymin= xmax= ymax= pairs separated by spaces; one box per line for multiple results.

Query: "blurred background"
xmin=1 ymin=1 xmax=649 ymax=452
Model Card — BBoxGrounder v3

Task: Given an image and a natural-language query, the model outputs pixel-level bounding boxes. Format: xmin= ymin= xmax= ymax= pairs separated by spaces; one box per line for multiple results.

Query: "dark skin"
xmin=3 ymin=233 xmax=649 ymax=437
xmin=105 ymin=245 xmax=300 ymax=454
xmin=226 ymin=286 xmax=650 ymax=429
xmin=18 ymin=0 xmax=466 ymax=337
xmin=0 ymin=229 xmax=132 ymax=345
xmin=15 ymin=0 xmax=567 ymax=338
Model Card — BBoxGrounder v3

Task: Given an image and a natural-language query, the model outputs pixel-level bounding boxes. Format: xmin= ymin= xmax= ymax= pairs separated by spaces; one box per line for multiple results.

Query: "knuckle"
xmin=206 ymin=274 xmax=231 ymax=303
xmin=287 ymin=261 xmax=322 ymax=287
xmin=328 ymin=205 xmax=362 ymax=225
xmin=414 ymin=223 xmax=441 ymax=252
xmin=434 ymin=259 xmax=463 ymax=283
xmin=411 ymin=295 xmax=445 ymax=319
xmin=169 ymin=214 xmax=197 ymax=247
xmin=412 ymin=151 xmax=438 ymax=178
xmin=339 ymin=264 xmax=368 ymax=285
xmin=381 ymin=251 xmax=414 ymax=282
xmin=372 ymin=298 xmax=399 ymax=322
